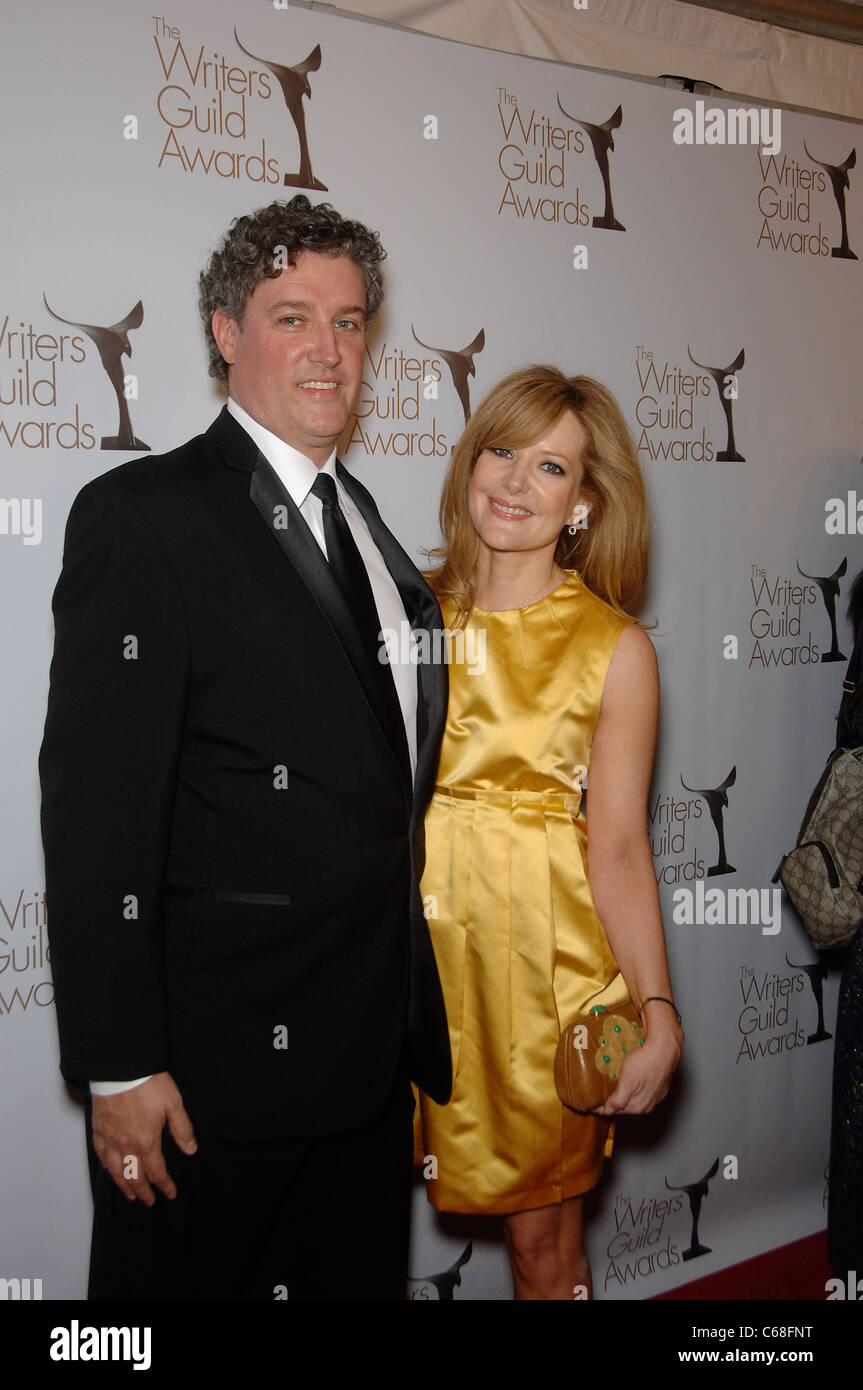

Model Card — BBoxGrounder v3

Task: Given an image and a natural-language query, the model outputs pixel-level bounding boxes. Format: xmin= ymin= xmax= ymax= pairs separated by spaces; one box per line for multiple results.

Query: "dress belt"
xmin=433 ymin=784 xmax=581 ymax=814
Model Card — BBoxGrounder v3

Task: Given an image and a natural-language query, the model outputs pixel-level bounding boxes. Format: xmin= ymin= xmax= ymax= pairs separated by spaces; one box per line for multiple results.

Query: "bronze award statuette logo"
xmin=796 ymin=557 xmax=847 ymax=662
xmin=411 ymin=326 xmax=486 ymax=426
xmin=406 ymin=1242 xmax=473 ymax=1300
xmin=235 ymin=29 xmax=327 ymax=190
xmin=42 ymin=295 xmax=149 ymax=452
xmin=555 ymin=97 xmax=625 ymax=231
xmin=680 ymin=766 xmax=736 ymax=878
xmin=687 ymin=346 xmax=745 ymax=462
xmin=804 ymin=140 xmax=857 ymax=260
xmin=785 ymin=951 xmax=833 ymax=1045
xmin=666 ymin=1158 xmax=720 ymax=1262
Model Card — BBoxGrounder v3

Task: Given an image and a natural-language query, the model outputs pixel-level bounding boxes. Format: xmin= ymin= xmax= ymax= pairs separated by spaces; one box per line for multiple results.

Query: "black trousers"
xmin=828 ymin=921 xmax=863 ymax=1275
xmin=86 ymin=1073 xmax=415 ymax=1301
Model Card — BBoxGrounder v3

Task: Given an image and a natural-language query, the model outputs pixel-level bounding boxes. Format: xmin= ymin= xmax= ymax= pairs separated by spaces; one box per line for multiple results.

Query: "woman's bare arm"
xmin=584 ymin=622 xmax=683 ymax=1115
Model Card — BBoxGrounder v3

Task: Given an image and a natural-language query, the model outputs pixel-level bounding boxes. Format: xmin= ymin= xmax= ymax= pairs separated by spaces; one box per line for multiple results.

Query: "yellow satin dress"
xmin=416 ymin=571 xmax=635 ymax=1214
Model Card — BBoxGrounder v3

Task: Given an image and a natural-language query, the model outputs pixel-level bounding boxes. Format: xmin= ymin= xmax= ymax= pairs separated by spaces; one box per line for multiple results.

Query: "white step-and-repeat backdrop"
xmin=2 ymin=0 xmax=860 ymax=1300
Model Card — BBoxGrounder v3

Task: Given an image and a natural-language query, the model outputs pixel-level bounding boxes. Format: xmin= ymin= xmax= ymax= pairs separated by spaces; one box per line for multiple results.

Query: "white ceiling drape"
xmin=311 ymin=0 xmax=863 ymax=119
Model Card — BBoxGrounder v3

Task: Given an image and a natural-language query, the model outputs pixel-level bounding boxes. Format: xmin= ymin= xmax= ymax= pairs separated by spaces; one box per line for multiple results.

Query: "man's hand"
xmin=90 ymin=1071 xmax=197 ymax=1205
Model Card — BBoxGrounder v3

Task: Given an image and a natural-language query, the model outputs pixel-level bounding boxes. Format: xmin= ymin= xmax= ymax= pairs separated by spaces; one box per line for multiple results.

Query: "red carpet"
xmin=652 ymin=1230 xmax=832 ymax=1300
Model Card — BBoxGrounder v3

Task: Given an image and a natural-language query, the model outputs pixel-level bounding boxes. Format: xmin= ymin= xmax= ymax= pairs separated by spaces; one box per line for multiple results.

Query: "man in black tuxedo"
xmin=39 ymin=196 xmax=451 ymax=1300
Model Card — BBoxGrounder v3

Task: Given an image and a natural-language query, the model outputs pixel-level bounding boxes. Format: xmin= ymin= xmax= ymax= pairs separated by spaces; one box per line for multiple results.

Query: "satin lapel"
xmin=337 ymin=463 xmax=448 ymax=816
xmin=248 ymin=452 xmax=409 ymax=789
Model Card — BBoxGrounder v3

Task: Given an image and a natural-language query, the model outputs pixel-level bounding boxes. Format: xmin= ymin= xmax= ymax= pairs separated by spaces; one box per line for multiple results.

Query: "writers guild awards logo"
xmin=796 ymin=557 xmax=847 ymax=662
xmin=411 ymin=325 xmax=486 ymax=425
xmin=234 ymin=29 xmax=327 ymax=190
xmin=42 ymin=295 xmax=149 ymax=452
xmin=666 ymin=1158 xmax=719 ymax=1261
xmin=0 ymin=887 xmax=53 ymax=1018
xmin=680 ymin=766 xmax=736 ymax=877
xmin=406 ymin=1242 xmax=472 ymax=1300
xmin=687 ymin=346 xmax=745 ymax=461
xmin=804 ymin=140 xmax=857 ymax=260
xmin=555 ymin=97 xmax=625 ymax=231
xmin=785 ymin=951 xmax=832 ymax=1044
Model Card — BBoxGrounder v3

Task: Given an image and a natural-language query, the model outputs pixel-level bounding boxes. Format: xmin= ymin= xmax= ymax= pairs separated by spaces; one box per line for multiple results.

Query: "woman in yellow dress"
xmin=417 ymin=365 xmax=683 ymax=1300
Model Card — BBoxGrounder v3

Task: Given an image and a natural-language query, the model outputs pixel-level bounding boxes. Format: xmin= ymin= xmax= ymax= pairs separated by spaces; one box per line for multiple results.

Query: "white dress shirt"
xmin=91 ymin=399 xmax=418 ymax=1096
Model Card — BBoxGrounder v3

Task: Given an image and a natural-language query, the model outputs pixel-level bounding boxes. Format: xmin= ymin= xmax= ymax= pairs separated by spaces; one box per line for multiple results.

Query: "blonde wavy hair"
xmin=428 ymin=365 xmax=649 ymax=625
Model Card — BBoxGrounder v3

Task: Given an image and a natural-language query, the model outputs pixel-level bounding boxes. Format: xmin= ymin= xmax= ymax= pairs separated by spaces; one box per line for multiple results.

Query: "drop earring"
xmin=568 ymin=502 xmax=588 ymax=535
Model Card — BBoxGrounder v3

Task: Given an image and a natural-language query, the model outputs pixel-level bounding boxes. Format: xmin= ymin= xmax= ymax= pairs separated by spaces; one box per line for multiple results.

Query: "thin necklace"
xmin=478 ymin=568 xmax=566 ymax=612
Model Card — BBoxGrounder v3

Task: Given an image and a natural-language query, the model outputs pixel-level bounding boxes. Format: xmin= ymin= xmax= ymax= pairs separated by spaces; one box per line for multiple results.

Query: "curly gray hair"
xmin=198 ymin=196 xmax=386 ymax=380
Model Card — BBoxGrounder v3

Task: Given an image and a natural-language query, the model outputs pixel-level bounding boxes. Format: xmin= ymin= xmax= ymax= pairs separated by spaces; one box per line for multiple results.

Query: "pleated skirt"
xmin=415 ymin=786 xmax=626 ymax=1215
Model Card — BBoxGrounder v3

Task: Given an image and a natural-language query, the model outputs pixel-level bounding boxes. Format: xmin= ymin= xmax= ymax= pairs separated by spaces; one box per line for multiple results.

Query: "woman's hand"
xmin=592 ymin=1015 xmax=683 ymax=1116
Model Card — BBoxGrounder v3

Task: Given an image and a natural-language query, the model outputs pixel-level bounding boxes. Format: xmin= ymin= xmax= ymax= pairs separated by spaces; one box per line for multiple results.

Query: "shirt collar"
xmin=227 ymin=397 xmax=338 ymax=508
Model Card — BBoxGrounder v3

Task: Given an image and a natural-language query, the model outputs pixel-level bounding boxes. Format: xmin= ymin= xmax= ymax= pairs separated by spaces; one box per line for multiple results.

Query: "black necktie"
xmin=310 ymin=472 xmax=410 ymax=779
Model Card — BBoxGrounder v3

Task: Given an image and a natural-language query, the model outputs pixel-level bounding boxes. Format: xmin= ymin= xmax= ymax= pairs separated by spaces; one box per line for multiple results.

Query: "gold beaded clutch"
xmin=554 ymin=1003 xmax=646 ymax=1113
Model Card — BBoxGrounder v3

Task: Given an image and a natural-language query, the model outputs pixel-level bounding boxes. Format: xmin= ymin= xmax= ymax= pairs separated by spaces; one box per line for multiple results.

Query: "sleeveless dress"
xmin=416 ymin=571 xmax=635 ymax=1214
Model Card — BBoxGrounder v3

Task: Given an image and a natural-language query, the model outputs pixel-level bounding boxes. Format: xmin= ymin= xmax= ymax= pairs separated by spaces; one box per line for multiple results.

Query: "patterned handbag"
xmin=775 ymin=625 xmax=863 ymax=950
xmin=554 ymin=1002 xmax=646 ymax=1113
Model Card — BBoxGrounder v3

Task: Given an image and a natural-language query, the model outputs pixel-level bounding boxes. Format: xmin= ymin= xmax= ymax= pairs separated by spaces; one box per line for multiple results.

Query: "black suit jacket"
xmin=39 ymin=407 xmax=452 ymax=1140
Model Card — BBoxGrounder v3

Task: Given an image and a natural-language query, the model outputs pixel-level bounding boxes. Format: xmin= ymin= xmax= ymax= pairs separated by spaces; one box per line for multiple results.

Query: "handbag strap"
xmin=837 ymin=614 xmax=863 ymax=749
